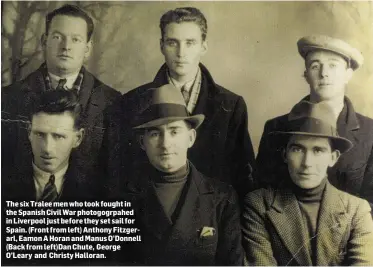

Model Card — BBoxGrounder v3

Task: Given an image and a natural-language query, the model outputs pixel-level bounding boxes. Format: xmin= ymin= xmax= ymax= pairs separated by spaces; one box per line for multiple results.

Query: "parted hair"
xmin=45 ymin=4 xmax=94 ymax=41
xmin=29 ymin=90 xmax=83 ymax=129
xmin=160 ymin=7 xmax=208 ymax=41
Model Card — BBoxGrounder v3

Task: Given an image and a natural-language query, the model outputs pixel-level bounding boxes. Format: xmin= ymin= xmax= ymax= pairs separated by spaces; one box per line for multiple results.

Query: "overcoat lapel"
xmin=315 ymin=182 xmax=348 ymax=265
xmin=126 ymin=172 xmax=172 ymax=240
xmin=266 ymin=187 xmax=313 ymax=265
xmin=167 ymin=165 xmax=214 ymax=247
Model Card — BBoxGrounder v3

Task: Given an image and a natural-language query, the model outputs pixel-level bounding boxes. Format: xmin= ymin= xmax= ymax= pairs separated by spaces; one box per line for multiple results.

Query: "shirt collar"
xmin=48 ymin=71 xmax=80 ymax=90
xmin=32 ymin=161 xmax=69 ymax=182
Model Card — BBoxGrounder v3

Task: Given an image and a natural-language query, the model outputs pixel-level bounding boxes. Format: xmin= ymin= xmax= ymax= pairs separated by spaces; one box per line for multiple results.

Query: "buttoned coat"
xmin=103 ymin=63 xmax=255 ymax=202
xmin=2 ymin=64 xmax=121 ymax=181
xmin=255 ymin=97 xmax=373 ymax=208
xmin=113 ymin=162 xmax=244 ymax=266
xmin=242 ymin=180 xmax=373 ymax=266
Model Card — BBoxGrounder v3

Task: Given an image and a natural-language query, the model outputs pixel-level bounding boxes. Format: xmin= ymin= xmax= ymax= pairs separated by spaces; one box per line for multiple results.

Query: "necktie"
xmin=181 ymin=86 xmax=190 ymax=105
xmin=40 ymin=175 xmax=58 ymax=202
xmin=56 ymin=78 xmax=67 ymax=90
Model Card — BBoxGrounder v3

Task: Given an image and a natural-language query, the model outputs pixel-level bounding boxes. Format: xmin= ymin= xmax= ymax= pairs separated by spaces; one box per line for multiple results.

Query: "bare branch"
xmin=2 ymin=68 xmax=10 ymax=76
xmin=1 ymin=31 xmax=13 ymax=40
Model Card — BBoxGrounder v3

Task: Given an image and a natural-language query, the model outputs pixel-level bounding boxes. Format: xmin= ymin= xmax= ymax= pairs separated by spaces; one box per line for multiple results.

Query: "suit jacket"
xmin=255 ymin=96 xmax=373 ymax=208
xmin=1 ymin=64 xmax=121 ymax=181
xmin=104 ymin=63 xmax=255 ymax=202
xmin=242 ymin=180 xmax=373 ymax=266
xmin=114 ymin=162 xmax=243 ymax=266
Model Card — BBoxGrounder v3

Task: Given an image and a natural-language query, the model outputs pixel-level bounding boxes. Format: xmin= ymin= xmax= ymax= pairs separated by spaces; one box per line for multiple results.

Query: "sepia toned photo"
xmin=2 ymin=1 xmax=373 ymax=265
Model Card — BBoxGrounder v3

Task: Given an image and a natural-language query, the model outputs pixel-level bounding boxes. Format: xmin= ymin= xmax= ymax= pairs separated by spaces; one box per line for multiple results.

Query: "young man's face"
xmin=29 ymin=111 xmax=84 ymax=173
xmin=141 ymin=120 xmax=196 ymax=173
xmin=42 ymin=15 xmax=91 ymax=77
xmin=161 ymin=22 xmax=207 ymax=80
xmin=285 ymin=135 xmax=340 ymax=189
xmin=304 ymin=50 xmax=353 ymax=102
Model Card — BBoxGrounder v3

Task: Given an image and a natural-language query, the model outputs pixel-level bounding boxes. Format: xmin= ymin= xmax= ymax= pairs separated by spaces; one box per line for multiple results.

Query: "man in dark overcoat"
xmin=243 ymin=100 xmax=373 ymax=266
xmin=103 ymin=7 xmax=255 ymax=202
xmin=113 ymin=84 xmax=243 ymax=266
xmin=2 ymin=4 xmax=120 ymax=180
xmin=255 ymin=35 xmax=373 ymax=207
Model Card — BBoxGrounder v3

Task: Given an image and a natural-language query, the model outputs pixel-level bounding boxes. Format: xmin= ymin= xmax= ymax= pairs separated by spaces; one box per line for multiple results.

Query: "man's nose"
xmin=159 ymin=132 xmax=172 ymax=148
xmin=177 ymin=43 xmax=186 ymax=58
xmin=41 ymin=135 xmax=55 ymax=155
xmin=320 ymin=64 xmax=329 ymax=78
xmin=61 ymin=37 xmax=72 ymax=51
xmin=301 ymin=151 xmax=314 ymax=167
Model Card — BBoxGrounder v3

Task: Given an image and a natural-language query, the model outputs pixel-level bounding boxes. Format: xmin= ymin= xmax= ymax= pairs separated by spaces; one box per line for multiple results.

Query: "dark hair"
xmin=45 ymin=4 xmax=94 ymax=41
xmin=160 ymin=7 xmax=208 ymax=41
xmin=29 ymin=90 xmax=83 ymax=129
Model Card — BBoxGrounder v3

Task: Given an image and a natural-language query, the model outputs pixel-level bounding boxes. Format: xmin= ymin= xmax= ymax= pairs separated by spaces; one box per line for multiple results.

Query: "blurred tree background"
xmin=2 ymin=1 xmax=372 ymax=153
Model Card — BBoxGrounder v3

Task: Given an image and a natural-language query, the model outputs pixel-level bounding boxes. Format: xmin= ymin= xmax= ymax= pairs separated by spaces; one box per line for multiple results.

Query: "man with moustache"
xmin=115 ymin=84 xmax=243 ymax=265
xmin=243 ymin=100 xmax=373 ymax=266
xmin=255 ymin=35 xmax=373 ymax=207
xmin=105 ymin=7 xmax=255 ymax=202
xmin=2 ymin=4 xmax=120 ymax=179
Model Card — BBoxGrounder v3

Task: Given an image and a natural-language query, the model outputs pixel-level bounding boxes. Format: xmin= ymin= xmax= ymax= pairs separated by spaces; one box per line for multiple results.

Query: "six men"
xmin=2 ymin=4 xmax=373 ymax=266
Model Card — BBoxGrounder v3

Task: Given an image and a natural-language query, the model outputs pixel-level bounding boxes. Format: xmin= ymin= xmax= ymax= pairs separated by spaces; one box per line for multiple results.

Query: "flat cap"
xmin=297 ymin=35 xmax=364 ymax=70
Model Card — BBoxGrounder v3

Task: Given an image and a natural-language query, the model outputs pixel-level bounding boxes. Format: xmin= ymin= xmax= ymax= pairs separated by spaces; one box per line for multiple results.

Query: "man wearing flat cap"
xmin=256 ymin=35 xmax=373 ymax=208
xmin=243 ymin=100 xmax=373 ymax=266
xmin=113 ymin=84 xmax=243 ymax=266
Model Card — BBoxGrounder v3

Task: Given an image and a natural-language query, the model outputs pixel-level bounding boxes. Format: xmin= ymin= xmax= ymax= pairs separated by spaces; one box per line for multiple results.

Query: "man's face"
xmin=304 ymin=50 xmax=353 ymax=101
xmin=285 ymin=135 xmax=340 ymax=189
xmin=42 ymin=15 xmax=91 ymax=76
xmin=29 ymin=111 xmax=84 ymax=173
xmin=141 ymin=120 xmax=196 ymax=173
xmin=161 ymin=22 xmax=207 ymax=80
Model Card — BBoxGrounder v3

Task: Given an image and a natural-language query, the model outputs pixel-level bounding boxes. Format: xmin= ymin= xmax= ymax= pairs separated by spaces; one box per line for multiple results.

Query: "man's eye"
xmin=72 ymin=37 xmax=82 ymax=43
xmin=314 ymin=148 xmax=324 ymax=154
xmin=311 ymin=64 xmax=320 ymax=70
xmin=291 ymin=147 xmax=302 ymax=153
xmin=166 ymin=41 xmax=177 ymax=47
xmin=52 ymin=35 xmax=61 ymax=40
xmin=329 ymin=63 xmax=336 ymax=68
xmin=35 ymin=132 xmax=44 ymax=137
xmin=171 ymin=130 xmax=179 ymax=135
xmin=54 ymin=134 xmax=65 ymax=140
xmin=149 ymin=132 xmax=159 ymax=137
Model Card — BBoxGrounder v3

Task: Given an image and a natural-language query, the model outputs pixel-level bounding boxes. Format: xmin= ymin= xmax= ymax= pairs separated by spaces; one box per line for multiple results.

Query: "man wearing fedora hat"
xmin=103 ymin=7 xmax=255 ymax=203
xmin=113 ymin=84 xmax=243 ymax=265
xmin=255 ymin=35 xmax=373 ymax=208
xmin=242 ymin=100 xmax=373 ymax=266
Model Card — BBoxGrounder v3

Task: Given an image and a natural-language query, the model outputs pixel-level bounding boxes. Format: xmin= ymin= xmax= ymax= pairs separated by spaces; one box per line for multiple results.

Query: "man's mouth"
xmin=40 ymin=156 xmax=55 ymax=160
xmin=58 ymin=54 xmax=72 ymax=59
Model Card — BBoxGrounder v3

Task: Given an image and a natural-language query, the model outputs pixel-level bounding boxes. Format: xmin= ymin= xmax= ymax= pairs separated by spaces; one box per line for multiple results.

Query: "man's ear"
xmin=138 ymin=135 xmax=145 ymax=151
xmin=344 ymin=67 xmax=353 ymax=85
xmin=329 ymin=149 xmax=341 ymax=168
xmin=27 ymin=122 xmax=32 ymax=141
xmin=73 ymin=128 xmax=85 ymax=148
xmin=281 ymin=147 xmax=288 ymax=163
xmin=201 ymin=40 xmax=208 ymax=56
xmin=188 ymin=128 xmax=197 ymax=148
xmin=41 ymin=33 xmax=47 ymax=48
xmin=160 ymin=38 xmax=165 ymax=56
xmin=84 ymin=40 xmax=92 ymax=60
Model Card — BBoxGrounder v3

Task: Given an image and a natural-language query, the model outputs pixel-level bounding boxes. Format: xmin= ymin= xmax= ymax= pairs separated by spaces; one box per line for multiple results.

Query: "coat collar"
xmin=125 ymin=161 xmax=215 ymax=240
xmin=267 ymin=179 xmax=348 ymax=265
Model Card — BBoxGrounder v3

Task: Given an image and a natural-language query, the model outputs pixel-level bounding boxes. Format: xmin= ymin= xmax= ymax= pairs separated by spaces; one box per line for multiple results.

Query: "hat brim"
xmin=269 ymin=131 xmax=353 ymax=153
xmin=133 ymin=114 xmax=205 ymax=129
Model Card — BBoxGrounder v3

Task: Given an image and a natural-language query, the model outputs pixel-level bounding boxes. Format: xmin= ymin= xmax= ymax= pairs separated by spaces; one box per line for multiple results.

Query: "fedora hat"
xmin=270 ymin=100 xmax=353 ymax=153
xmin=133 ymin=84 xmax=205 ymax=129
xmin=297 ymin=35 xmax=364 ymax=70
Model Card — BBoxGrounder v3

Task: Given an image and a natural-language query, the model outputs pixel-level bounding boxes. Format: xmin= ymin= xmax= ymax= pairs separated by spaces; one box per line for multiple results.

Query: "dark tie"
xmin=56 ymin=78 xmax=67 ymax=90
xmin=181 ymin=86 xmax=190 ymax=104
xmin=40 ymin=175 xmax=58 ymax=202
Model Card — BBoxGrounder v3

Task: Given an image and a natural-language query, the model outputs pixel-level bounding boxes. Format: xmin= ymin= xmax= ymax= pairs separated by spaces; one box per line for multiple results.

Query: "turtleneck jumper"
xmin=152 ymin=163 xmax=190 ymax=222
xmin=292 ymin=178 xmax=327 ymax=265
